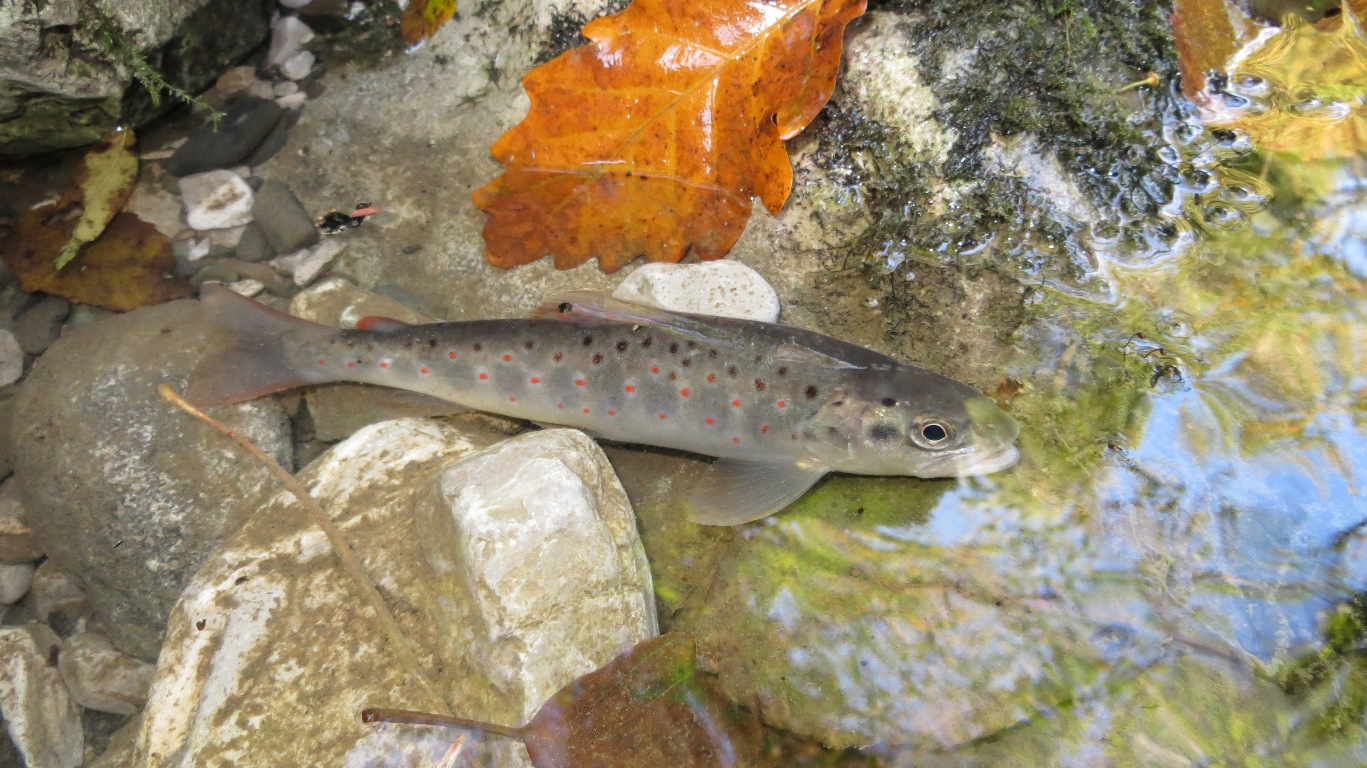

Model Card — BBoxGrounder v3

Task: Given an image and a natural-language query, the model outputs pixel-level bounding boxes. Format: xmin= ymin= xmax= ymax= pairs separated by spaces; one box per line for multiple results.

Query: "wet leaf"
xmin=472 ymin=0 xmax=867 ymax=272
xmin=1171 ymin=0 xmax=1261 ymax=99
xmin=400 ymin=0 xmax=456 ymax=48
xmin=1 ymin=206 xmax=191 ymax=311
xmin=56 ymin=127 xmax=139 ymax=270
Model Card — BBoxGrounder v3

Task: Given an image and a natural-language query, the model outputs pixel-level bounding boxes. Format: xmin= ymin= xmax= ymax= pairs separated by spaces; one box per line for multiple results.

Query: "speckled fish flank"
xmin=187 ymin=286 xmax=1019 ymax=524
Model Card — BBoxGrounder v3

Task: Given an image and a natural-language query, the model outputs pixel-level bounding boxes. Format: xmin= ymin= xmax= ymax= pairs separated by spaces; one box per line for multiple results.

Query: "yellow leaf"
xmin=56 ymin=127 xmax=139 ymax=270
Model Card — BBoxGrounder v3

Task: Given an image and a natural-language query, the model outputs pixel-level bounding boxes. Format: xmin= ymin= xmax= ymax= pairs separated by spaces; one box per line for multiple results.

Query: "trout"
xmin=187 ymin=285 xmax=1019 ymax=524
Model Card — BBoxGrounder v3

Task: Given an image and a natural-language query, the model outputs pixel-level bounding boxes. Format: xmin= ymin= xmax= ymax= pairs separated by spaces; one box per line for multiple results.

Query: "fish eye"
xmin=557 ymin=302 xmax=573 ymax=313
xmin=910 ymin=418 xmax=954 ymax=449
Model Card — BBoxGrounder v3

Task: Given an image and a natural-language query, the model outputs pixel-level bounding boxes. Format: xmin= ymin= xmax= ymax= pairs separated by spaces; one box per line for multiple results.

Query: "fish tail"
xmin=185 ymin=284 xmax=336 ymax=406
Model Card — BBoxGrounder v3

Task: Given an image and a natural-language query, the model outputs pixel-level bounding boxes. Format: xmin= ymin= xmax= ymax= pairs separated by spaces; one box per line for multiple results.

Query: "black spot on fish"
xmin=583 ymin=336 xmax=594 ymax=346
xmin=686 ymin=340 xmax=696 ymax=349
xmin=428 ymin=339 xmax=437 ymax=348
xmin=755 ymin=378 xmax=766 ymax=391
xmin=668 ymin=371 xmax=677 ymax=381
xmin=832 ymin=400 xmax=844 ymax=407
xmin=868 ymin=423 xmax=898 ymax=441
xmin=345 ymin=340 xmax=355 ymax=348
xmin=754 ymin=355 xmax=763 ymax=363
xmin=708 ymin=349 xmax=718 ymax=359
xmin=366 ymin=344 xmax=374 ymax=352
xmin=642 ymin=336 xmax=653 ymax=348
xmin=882 ymin=397 xmax=896 ymax=407
xmin=777 ymin=366 xmax=788 ymax=376
xmin=403 ymin=340 xmax=413 ymax=349
xmin=682 ymin=359 xmax=692 ymax=368
xmin=525 ymin=340 xmax=535 ymax=350
xmin=669 ymin=342 xmax=679 ymax=354
xmin=616 ymin=340 xmax=628 ymax=352
xmin=805 ymin=385 xmax=818 ymax=399
xmin=593 ymin=353 xmax=604 ymax=364
xmin=727 ymin=366 xmax=738 ymax=377
xmin=473 ymin=343 xmax=482 ymax=352
xmin=827 ymin=426 xmax=840 ymax=436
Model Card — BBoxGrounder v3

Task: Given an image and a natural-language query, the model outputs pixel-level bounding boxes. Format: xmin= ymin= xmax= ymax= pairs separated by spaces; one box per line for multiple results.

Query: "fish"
xmin=187 ymin=285 xmax=1020 ymax=525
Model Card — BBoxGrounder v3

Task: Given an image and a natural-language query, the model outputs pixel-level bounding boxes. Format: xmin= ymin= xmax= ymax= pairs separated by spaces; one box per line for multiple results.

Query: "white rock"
xmin=30 ymin=562 xmax=88 ymax=622
xmin=267 ymin=16 xmax=315 ymax=67
xmin=273 ymin=80 xmax=300 ymax=97
xmin=0 ymin=478 xmax=42 ymax=565
xmin=183 ymin=235 xmax=211 ymax=261
xmin=131 ymin=420 xmax=656 ymax=767
xmin=227 ymin=279 xmax=265 ymax=298
xmin=271 ymin=239 xmax=346 ymax=285
xmin=613 ymin=261 xmax=782 ymax=322
xmin=58 ymin=631 xmax=155 ymax=715
xmin=179 ymin=171 xmax=255 ymax=231
xmin=0 ymin=328 xmax=22 ymax=387
xmin=0 ymin=624 xmax=83 ymax=768
xmin=206 ymin=224 xmax=247 ymax=250
xmin=244 ymin=80 xmax=276 ymax=100
xmin=279 ymin=0 xmax=314 ymax=10
xmin=275 ymin=91 xmax=308 ymax=110
xmin=0 ymin=562 xmax=34 ymax=604
xmin=280 ymin=49 xmax=315 ymax=81
xmin=289 ymin=276 xmax=438 ymax=327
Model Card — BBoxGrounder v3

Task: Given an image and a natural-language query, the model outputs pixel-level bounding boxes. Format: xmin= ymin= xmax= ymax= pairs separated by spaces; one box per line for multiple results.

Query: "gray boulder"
xmin=0 ymin=0 xmax=271 ymax=156
xmin=11 ymin=300 xmax=292 ymax=660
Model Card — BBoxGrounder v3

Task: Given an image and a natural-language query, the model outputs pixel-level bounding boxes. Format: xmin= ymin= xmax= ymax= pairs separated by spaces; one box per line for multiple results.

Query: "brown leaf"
xmin=400 ymin=0 xmax=456 ymax=48
xmin=1 ymin=206 xmax=191 ymax=311
xmin=472 ymin=0 xmax=868 ymax=272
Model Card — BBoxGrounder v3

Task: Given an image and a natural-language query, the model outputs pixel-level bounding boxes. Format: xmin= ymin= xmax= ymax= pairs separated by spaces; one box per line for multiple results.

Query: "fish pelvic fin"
xmin=184 ymin=284 xmax=336 ymax=407
xmin=688 ymin=458 xmax=828 ymax=525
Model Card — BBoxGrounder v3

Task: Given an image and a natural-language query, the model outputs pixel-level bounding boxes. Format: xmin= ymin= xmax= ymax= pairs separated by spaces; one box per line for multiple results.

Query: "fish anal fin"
xmin=355 ymin=315 xmax=409 ymax=332
xmin=688 ymin=459 xmax=828 ymax=526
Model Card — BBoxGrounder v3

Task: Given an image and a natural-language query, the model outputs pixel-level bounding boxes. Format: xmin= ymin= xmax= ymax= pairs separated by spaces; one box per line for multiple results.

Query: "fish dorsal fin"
xmin=688 ymin=458 xmax=828 ymax=526
xmin=355 ymin=315 xmax=410 ymax=332
xmin=532 ymin=291 xmax=749 ymax=352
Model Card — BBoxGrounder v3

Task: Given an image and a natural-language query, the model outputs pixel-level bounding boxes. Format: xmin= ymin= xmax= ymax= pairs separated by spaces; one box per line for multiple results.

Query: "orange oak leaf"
xmin=472 ymin=0 xmax=868 ymax=272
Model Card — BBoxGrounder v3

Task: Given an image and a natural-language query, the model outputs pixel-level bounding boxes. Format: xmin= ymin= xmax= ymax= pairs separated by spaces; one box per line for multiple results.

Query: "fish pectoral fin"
xmin=688 ymin=459 xmax=828 ymax=526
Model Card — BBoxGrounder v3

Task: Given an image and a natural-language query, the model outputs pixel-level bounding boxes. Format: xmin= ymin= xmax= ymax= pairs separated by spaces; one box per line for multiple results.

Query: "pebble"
xmin=0 ymin=562 xmax=34 ymax=604
xmin=0 ymin=329 xmax=22 ymax=387
xmin=12 ymin=295 xmax=71 ymax=355
xmin=267 ymin=16 xmax=315 ymax=68
xmin=613 ymin=261 xmax=781 ymax=322
xmin=271 ymin=239 xmax=346 ymax=285
xmin=206 ymin=225 xmax=246 ymax=251
xmin=180 ymin=235 xmax=211 ymax=261
xmin=0 ymin=479 xmax=42 ymax=565
xmin=279 ymin=0 xmax=314 ymax=8
xmin=252 ymin=180 xmax=320 ymax=254
xmin=214 ymin=66 xmax=258 ymax=98
xmin=179 ymin=171 xmax=256 ymax=231
xmin=289 ymin=276 xmax=437 ymax=327
xmin=190 ymin=265 xmax=240 ymax=287
xmin=227 ymin=279 xmax=265 ymax=298
xmin=231 ymin=222 xmax=275 ymax=263
xmin=280 ymin=50 xmax=315 ymax=81
xmin=275 ymin=91 xmax=307 ymax=109
xmin=164 ymin=98 xmax=284 ymax=177
xmin=243 ymin=80 xmax=276 ymax=100
xmin=58 ymin=630 xmax=156 ymax=715
xmin=273 ymin=80 xmax=299 ymax=97
xmin=0 ymin=624 xmax=84 ymax=768
xmin=30 ymin=563 xmax=88 ymax=623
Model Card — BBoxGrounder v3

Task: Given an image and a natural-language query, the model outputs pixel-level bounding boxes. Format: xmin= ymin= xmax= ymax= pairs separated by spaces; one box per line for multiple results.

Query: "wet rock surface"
xmin=12 ymin=300 xmax=292 ymax=661
xmin=0 ymin=623 xmax=82 ymax=768
xmin=131 ymin=420 xmax=655 ymax=767
xmin=165 ymin=99 xmax=285 ymax=177
xmin=57 ymin=630 xmax=155 ymax=716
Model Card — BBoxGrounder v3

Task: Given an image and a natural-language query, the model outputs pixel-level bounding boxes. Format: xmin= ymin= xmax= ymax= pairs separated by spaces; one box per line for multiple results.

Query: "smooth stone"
xmin=0 ymin=329 xmax=22 ymax=387
xmin=242 ymin=108 xmax=301 ymax=167
xmin=243 ymin=80 xmax=276 ymax=100
xmin=273 ymin=80 xmax=300 ymax=97
xmin=0 ymin=562 xmax=34 ymax=604
xmin=279 ymin=0 xmax=314 ymax=8
xmin=12 ymin=301 xmax=292 ymax=659
xmin=12 ymin=295 xmax=71 ymax=355
xmin=206 ymin=225 xmax=247 ymax=251
xmin=58 ymin=631 xmax=155 ymax=715
xmin=64 ymin=304 xmax=115 ymax=330
xmin=0 ymin=479 xmax=42 ymax=565
xmin=289 ymin=276 xmax=438 ymax=327
xmin=252 ymin=180 xmax=320 ymax=254
xmin=164 ymin=99 xmax=284 ymax=177
xmin=214 ymin=66 xmax=258 ymax=98
xmin=271 ymin=239 xmax=346 ymax=286
xmin=130 ymin=421 xmax=655 ymax=767
xmin=0 ymin=624 xmax=83 ymax=768
xmin=227 ymin=279 xmax=265 ymax=298
xmin=613 ymin=261 xmax=782 ymax=322
xmin=179 ymin=171 xmax=256 ymax=231
xmin=280 ymin=50 xmax=315 ymax=81
xmin=30 ymin=563 xmax=88 ymax=623
xmin=125 ymin=182 xmax=185 ymax=239
xmin=190 ymin=264 xmax=240 ymax=287
xmin=232 ymin=222 xmax=276 ymax=263
xmin=267 ymin=16 xmax=315 ymax=67
xmin=275 ymin=91 xmax=307 ymax=110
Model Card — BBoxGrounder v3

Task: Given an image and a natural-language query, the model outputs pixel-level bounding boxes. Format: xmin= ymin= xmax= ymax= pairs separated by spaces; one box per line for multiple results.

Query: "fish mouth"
xmin=958 ymin=444 xmax=1020 ymax=475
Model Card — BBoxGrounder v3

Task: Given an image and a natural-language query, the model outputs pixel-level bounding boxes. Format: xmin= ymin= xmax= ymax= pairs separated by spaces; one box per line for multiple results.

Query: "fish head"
xmin=806 ymin=373 xmax=1020 ymax=478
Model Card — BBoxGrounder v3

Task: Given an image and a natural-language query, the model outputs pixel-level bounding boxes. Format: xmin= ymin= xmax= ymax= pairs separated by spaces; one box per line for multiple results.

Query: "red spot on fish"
xmin=732 ymin=436 xmax=741 ymax=444
xmin=509 ymin=396 xmax=517 ymax=402
xmin=554 ymin=352 xmax=563 ymax=362
xmin=659 ymin=413 xmax=667 ymax=420
xmin=761 ymin=425 xmax=770 ymax=433
xmin=317 ymin=358 xmax=326 ymax=365
xmin=608 ymin=409 xmax=617 ymax=416
xmin=731 ymin=399 xmax=742 ymax=407
xmin=651 ymin=366 xmax=660 ymax=374
xmin=707 ymin=373 xmax=716 ymax=382
xmin=625 ymin=384 xmax=636 ymax=393
xmin=478 ymin=372 xmax=489 ymax=380
xmin=557 ymin=402 xmax=564 ymax=409
xmin=378 ymin=361 xmax=390 ymax=369
xmin=705 ymin=417 xmax=715 ymax=425
xmin=791 ymin=433 xmax=799 ymax=440
xmin=777 ymin=400 xmax=787 ymax=408
xmin=679 ymin=388 xmax=690 ymax=397
xmin=347 ymin=361 xmax=355 ymax=368
xmin=530 ymin=377 xmax=541 ymax=384
xmin=449 ymin=351 xmax=458 ymax=359
xmin=575 ymin=379 xmax=586 ymax=387
xmin=503 ymin=354 xmax=513 ymax=362
xmin=420 ymin=367 xmax=430 ymax=375
xmin=583 ymin=407 xmax=591 ymax=413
